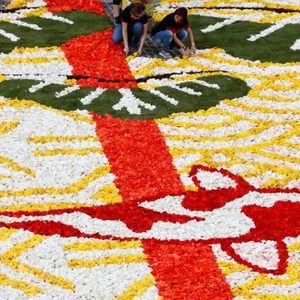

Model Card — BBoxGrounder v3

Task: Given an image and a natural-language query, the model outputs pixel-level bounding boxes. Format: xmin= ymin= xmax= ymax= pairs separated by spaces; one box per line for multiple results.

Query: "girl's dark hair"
xmin=131 ymin=3 xmax=146 ymax=14
xmin=174 ymin=7 xmax=188 ymax=19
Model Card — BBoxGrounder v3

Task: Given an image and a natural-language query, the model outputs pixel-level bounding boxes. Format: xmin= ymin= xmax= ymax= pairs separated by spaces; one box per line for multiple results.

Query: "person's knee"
xmin=112 ymin=32 xmax=122 ymax=43
xmin=165 ymin=30 xmax=173 ymax=38
xmin=112 ymin=25 xmax=123 ymax=43
xmin=112 ymin=35 xmax=122 ymax=43
xmin=164 ymin=30 xmax=173 ymax=42
xmin=133 ymin=22 xmax=143 ymax=33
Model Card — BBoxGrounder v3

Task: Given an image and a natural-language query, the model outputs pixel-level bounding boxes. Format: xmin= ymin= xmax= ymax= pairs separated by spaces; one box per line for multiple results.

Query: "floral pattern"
xmin=0 ymin=0 xmax=299 ymax=299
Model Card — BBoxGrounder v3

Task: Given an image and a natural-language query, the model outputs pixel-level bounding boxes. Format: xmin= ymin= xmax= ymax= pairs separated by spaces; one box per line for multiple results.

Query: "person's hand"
xmin=123 ymin=46 xmax=129 ymax=56
xmin=137 ymin=48 xmax=142 ymax=56
xmin=180 ymin=46 xmax=191 ymax=55
xmin=191 ymin=43 xmax=196 ymax=54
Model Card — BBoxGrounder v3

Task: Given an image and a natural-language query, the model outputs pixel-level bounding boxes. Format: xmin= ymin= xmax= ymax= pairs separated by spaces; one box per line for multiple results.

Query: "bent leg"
xmin=112 ymin=24 xmax=123 ymax=43
xmin=131 ymin=22 xmax=143 ymax=50
xmin=153 ymin=30 xmax=173 ymax=52
xmin=177 ymin=29 xmax=188 ymax=41
xmin=170 ymin=29 xmax=188 ymax=49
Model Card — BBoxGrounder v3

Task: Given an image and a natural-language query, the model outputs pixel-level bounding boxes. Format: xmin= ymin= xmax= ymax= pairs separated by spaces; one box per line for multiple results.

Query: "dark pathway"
xmin=0 ymin=0 xmax=9 ymax=10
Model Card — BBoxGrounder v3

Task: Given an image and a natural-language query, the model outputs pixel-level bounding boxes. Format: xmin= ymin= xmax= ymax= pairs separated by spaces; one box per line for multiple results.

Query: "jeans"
xmin=152 ymin=29 xmax=188 ymax=52
xmin=112 ymin=22 xmax=144 ymax=50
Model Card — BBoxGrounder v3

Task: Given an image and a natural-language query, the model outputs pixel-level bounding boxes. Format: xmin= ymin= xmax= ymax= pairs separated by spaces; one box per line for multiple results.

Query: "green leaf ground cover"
xmin=0 ymin=11 xmax=112 ymax=52
xmin=0 ymin=75 xmax=249 ymax=119
xmin=190 ymin=16 xmax=300 ymax=63
xmin=0 ymin=9 xmax=299 ymax=119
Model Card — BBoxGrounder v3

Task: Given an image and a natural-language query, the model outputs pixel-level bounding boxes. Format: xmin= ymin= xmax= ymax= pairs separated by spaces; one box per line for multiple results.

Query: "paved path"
xmin=0 ymin=0 xmax=9 ymax=10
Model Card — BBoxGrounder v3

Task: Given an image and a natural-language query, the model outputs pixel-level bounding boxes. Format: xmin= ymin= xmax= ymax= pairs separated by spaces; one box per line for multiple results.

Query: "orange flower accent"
xmin=61 ymin=29 xmax=137 ymax=89
xmin=44 ymin=0 xmax=106 ymax=14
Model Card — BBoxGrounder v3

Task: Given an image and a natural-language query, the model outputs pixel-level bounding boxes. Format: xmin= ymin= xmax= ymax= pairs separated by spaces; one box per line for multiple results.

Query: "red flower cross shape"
xmin=0 ymin=116 xmax=299 ymax=299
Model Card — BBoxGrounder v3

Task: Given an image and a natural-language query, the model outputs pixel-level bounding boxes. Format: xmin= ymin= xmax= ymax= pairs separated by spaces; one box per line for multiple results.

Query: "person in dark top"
xmin=152 ymin=7 xmax=197 ymax=59
xmin=112 ymin=3 xmax=148 ymax=56
xmin=112 ymin=0 xmax=156 ymax=32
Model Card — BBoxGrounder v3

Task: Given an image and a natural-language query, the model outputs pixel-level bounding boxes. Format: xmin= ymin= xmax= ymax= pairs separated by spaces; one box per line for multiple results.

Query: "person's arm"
xmin=122 ymin=22 xmax=129 ymax=56
xmin=137 ymin=23 xmax=148 ymax=56
xmin=113 ymin=0 xmax=122 ymax=17
xmin=147 ymin=17 xmax=153 ymax=33
xmin=146 ymin=0 xmax=155 ymax=32
xmin=113 ymin=5 xmax=120 ymax=17
xmin=186 ymin=27 xmax=196 ymax=53
xmin=172 ymin=31 xmax=192 ymax=55
xmin=172 ymin=33 xmax=186 ymax=49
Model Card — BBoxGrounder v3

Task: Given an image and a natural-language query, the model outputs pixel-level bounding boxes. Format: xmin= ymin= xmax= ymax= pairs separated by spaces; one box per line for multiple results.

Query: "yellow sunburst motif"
xmin=0 ymin=229 xmax=74 ymax=296
xmin=0 ymin=229 xmax=159 ymax=298
xmin=126 ymin=48 xmax=300 ymax=189
xmin=0 ymin=99 xmax=122 ymax=212
xmin=0 ymin=0 xmax=299 ymax=298
xmin=157 ymin=0 xmax=300 ymax=22
xmin=7 ymin=0 xmax=36 ymax=10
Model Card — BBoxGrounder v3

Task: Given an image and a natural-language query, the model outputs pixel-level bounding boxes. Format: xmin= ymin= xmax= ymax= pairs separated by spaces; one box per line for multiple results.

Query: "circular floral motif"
xmin=0 ymin=0 xmax=299 ymax=299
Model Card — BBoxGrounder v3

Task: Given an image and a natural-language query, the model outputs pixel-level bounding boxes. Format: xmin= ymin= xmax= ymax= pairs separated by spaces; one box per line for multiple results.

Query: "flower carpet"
xmin=0 ymin=0 xmax=300 ymax=299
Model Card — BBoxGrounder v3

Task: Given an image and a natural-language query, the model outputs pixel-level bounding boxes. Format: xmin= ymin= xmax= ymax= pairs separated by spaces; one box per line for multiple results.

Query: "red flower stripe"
xmin=241 ymin=201 xmax=300 ymax=242
xmin=77 ymin=78 xmax=137 ymax=89
xmin=2 ymin=220 xmax=85 ymax=238
xmin=44 ymin=0 xmax=106 ymax=15
xmin=93 ymin=114 xmax=185 ymax=202
xmin=143 ymin=240 xmax=233 ymax=300
xmin=61 ymin=29 xmax=137 ymax=87
xmin=0 ymin=220 xmax=117 ymax=240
